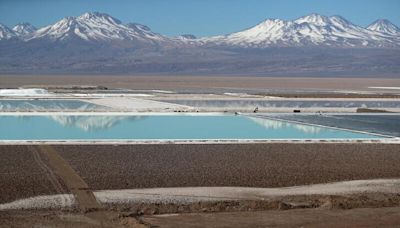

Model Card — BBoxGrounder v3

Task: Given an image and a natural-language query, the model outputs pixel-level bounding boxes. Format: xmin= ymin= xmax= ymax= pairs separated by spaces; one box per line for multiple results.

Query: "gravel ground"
xmin=2 ymin=143 xmax=400 ymax=205
xmin=55 ymin=143 xmax=400 ymax=190
xmin=0 ymin=146 xmax=69 ymax=204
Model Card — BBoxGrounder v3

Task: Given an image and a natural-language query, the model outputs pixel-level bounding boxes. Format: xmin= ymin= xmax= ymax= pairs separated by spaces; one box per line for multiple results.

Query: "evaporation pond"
xmin=0 ymin=114 xmax=384 ymax=141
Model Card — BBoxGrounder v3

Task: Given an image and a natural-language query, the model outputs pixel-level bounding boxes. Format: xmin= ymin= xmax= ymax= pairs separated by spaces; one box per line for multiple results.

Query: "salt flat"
xmin=1 ymin=179 xmax=399 ymax=210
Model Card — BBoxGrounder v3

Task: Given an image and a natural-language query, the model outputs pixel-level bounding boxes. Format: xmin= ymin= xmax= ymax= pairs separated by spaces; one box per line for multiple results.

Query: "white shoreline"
xmin=0 ymin=139 xmax=398 ymax=145
xmin=2 ymin=96 xmax=400 ymax=101
xmin=0 ymin=111 xmax=399 ymax=116
xmin=2 ymin=96 xmax=400 ymax=113
xmin=0 ymin=112 xmax=227 ymax=116
xmin=369 ymin=87 xmax=400 ymax=90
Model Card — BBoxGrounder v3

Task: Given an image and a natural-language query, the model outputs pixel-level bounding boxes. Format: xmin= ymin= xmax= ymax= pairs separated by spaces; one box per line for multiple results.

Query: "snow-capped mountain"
xmin=201 ymin=14 xmax=399 ymax=48
xmin=174 ymin=34 xmax=198 ymax=45
xmin=367 ymin=19 xmax=400 ymax=35
xmin=27 ymin=12 xmax=172 ymax=44
xmin=12 ymin=23 xmax=37 ymax=36
xmin=2 ymin=12 xmax=399 ymax=48
xmin=0 ymin=12 xmax=399 ymax=76
xmin=0 ymin=23 xmax=16 ymax=40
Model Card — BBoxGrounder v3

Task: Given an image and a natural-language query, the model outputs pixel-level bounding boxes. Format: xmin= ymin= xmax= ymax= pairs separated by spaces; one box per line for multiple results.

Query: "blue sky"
xmin=1 ymin=0 xmax=399 ymax=37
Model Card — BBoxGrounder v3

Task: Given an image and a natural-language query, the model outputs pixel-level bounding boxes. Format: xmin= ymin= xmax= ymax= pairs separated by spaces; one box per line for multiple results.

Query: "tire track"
xmin=35 ymin=145 xmax=102 ymax=212
xmin=29 ymin=145 xmax=130 ymax=227
xmin=29 ymin=146 xmax=65 ymax=193
xmin=28 ymin=146 xmax=70 ymax=207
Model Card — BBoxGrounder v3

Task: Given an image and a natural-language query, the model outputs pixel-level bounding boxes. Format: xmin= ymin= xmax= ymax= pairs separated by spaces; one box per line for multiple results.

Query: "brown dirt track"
xmin=37 ymin=145 xmax=101 ymax=212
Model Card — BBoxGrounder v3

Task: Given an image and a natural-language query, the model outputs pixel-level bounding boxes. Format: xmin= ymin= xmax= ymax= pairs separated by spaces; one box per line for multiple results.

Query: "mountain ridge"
xmin=0 ymin=12 xmax=399 ymax=48
xmin=200 ymin=13 xmax=399 ymax=48
xmin=0 ymin=12 xmax=399 ymax=76
xmin=26 ymin=12 xmax=170 ymax=43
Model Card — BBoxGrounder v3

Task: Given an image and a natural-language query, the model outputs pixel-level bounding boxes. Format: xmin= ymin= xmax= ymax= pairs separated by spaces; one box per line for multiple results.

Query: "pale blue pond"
xmin=0 ymin=115 xmax=384 ymax=141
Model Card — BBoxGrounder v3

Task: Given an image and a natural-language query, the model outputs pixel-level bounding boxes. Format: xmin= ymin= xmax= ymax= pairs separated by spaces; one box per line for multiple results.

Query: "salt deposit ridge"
xmin=0 ymin=179 xmax=399 ymax=210
xmin=0 ymin=88 xmax=51 ymax=96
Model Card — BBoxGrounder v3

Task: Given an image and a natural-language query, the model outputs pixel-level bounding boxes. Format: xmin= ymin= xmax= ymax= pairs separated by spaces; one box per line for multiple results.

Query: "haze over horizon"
xmin=1 ymin=0 xmax=399 ymax=37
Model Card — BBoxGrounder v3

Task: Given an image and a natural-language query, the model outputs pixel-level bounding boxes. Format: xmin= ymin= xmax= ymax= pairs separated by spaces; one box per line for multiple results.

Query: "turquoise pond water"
xmin=0 ymin=115 xmax=384 ymax=141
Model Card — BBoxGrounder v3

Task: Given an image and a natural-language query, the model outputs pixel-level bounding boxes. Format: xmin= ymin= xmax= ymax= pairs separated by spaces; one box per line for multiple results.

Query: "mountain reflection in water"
xmin=249 ymin=117 xmax=322 ymax=134
xmin=48 ymin=115 xmax=144 ymax=132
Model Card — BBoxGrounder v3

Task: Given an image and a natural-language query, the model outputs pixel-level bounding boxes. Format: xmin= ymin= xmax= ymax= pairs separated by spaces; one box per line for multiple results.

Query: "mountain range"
xmin=0 ymin=12 xmax=399 ymax=76
xmin=202 ymin=14 xmax=400 ymax=48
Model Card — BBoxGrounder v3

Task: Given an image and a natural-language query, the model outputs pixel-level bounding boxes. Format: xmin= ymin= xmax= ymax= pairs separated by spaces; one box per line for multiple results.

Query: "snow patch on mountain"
xmin=125 ymin=23 xmax=167 ymax=42
xmin=0 ymin=23 xmax=16 ymax=40
xmin=295 ymin=13 xmax=331 ymax=26
xmin=12 ymin=23 xmax=37 ymax=35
